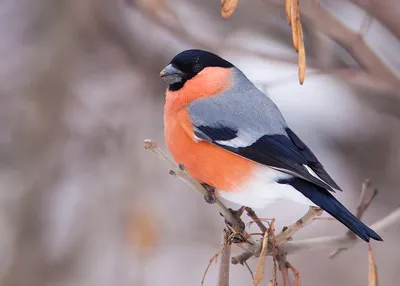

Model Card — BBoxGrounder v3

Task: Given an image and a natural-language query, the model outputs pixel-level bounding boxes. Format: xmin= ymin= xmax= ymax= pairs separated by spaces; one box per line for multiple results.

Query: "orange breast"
xmin=164 ymin=107 xmax=256 ymax=193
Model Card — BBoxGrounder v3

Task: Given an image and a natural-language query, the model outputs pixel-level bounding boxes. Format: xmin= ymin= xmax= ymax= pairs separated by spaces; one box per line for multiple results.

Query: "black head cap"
xmin=160 ymin=49 xmax=234 ymax=91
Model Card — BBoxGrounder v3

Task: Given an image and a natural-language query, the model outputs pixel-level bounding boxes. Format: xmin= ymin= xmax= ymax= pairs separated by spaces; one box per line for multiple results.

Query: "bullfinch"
xmin=160 ymin=49 xmax=382 ymax=242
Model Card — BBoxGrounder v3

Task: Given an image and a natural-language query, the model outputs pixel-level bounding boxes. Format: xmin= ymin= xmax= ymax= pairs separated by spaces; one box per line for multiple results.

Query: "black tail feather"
xmin=285 ymin=178 xmax=383 ymax=242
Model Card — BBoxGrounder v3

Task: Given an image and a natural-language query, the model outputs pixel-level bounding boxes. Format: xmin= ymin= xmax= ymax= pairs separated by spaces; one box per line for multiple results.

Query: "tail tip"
xmin=362 ymin=230 xmax=383 ymax=242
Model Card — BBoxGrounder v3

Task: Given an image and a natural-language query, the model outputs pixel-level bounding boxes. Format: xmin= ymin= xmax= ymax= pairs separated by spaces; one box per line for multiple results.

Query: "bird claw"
xmin=201 ymin=183 xmax=217 ymax=204
xmin=225 ymin=207 xmax=246 ymax=233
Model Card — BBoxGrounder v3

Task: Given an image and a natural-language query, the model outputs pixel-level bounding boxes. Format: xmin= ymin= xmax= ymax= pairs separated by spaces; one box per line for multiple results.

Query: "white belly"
xmin=218 ymin=166 xmax=316 ymax=209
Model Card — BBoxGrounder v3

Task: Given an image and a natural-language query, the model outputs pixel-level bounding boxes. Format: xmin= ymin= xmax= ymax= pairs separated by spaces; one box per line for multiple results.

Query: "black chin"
xmin=168 ymin=81 xmax=185 ymax=91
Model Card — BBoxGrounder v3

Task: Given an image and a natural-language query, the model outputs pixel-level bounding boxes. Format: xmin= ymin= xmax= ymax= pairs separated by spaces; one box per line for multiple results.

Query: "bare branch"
xmin=201 ymin=250 xmax=221 ymax=286
xmin=280 ymin=207 xmax=400 ymax=255
xmin=349 ymin=0 xmax=400 ymax=40
xmin=218 ymin=229 xmax=232 ymax=286
xmin=286 ymin=261 xmax=300 ymax=286
xmin=264 ymin=0 xmax=400 ymax=93
xmin=368 ymin=243 xmax=378 ymax=286
xmin=275 ymin=206 xmax=323 ymax=244
xmin=300 ymin=0 xmax=400 ymax=90
xmin=253 ymin=230 xmax=269 ymax=286
xmin=231 ymin=251 xmax=254 ymax=265
xmin=245 ymin=207 xmax=268 ymax=234
xmin=143 ymin=140 xmax=242 ymax=232
xmin=144 ymin=139 xmax=260 ymax=257
xmin=145 ymin=141 xmax=399 ymax=260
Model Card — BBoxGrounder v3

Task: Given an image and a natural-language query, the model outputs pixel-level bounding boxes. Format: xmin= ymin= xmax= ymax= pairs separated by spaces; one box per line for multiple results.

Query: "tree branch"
xmin=349 ymin=0 xmax=400 ymax=40
xmin=218 ymin=229 xmax=232 ymax=286
xmin=264 ymin=0 xmax=400 ymax=94
xmin=145 ymin=140 xmax=399 ymax=259
xmin=280 ymin=207 xmax=400 ymax=255
xmin=300 ymin=0 xmax=400 ymax=89
xmin=275 ymin=206 xmax=323 ymax=244
xmin=143 ymin=140 xmax=240 ymax=230
xmin=144 ymin=140 xmax=258 ymax=252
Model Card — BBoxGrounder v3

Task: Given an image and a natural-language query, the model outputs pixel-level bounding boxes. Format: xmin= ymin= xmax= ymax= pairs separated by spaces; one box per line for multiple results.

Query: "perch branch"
xmin=144 ymin=140 xmax=258 ymax=252
xmin=275 ymin=206 xmax=323 ymax=244
xmin=280 ymin=206 xmax=400 ymax=255
xmin=145 ymin=141 xmax=400 ymax=259
xmin=231 ymin=251 xmax=254 ymax=265
xmin=218 ymin=229 xmax=232 ymax=286
xmin=144 ymin=140 xmax=240 ymax=230
xmin=245 ymin=207 xmax=268 ymax=234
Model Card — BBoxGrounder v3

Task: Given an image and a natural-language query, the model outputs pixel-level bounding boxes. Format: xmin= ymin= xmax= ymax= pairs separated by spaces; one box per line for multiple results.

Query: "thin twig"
xmin=231 ymin=252 xmax=254 ymax=265
xmin=145 ymin=142 xmax=398 ymax=260
xmin=144 ymin=140 xmax=244 ymax=233
xmin=218 ymin=229 xmax=232 ymax=286
xmin=245 ymin=207 xmax=268 ymax=234
xmin=244 ymin=261 xmax=254 ymax=280
xmin=280 ymin=207 xmax=400 ymax=255
xmin=269 ymin=220 xmax=278 ymax=286
xmin=286 ymin=261 xmax=300 ymax=286
xmin=201 ymin=250 xmax=221 ymax=286
xmin=247 ymin=218 xmax=275 ymax=229
xmin=368 ymin=243 xmax=378 ymax=286
xmin=275 ymin=206 xmax=323 ymax=244
xmin=264 ymin=0 xmax=400 ymax=93
xmin=313 ymin=217 xmax=336 ymax=221
xmin=280 ymin=261 xmax=290 ymax=286
xmin=253 ymin=230 xmax=269 ymax=286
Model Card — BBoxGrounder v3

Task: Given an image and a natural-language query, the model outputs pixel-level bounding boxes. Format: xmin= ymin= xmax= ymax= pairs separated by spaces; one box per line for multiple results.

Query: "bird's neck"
xmin=164 ymin=67 xmax=233 ymax=113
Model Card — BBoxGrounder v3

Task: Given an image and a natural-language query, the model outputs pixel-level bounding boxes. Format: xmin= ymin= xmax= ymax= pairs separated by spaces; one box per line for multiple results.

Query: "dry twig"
xmin=368 ymin=243 xmax=378 ymax=286
xmin=245 ymin=207 xmax=268 ymax=234
xmin=201 ymin=250 xmax=221 ymax=286
xmin=144 ymin=141 xmax=400 ymax=286
xmin=286 ymin=261 xmax=300 ymax=286
xmin=253 ymin=230 xmax=269 ymax=286
xmin=218 ymin=229 xmax=232 ymax=286
xmin=145 ymin=141 xmax=399 ymax=259
xmin=144 ymin=140 xmax=244 ymax=233
xmin=275 ymin=206 xmax=323 ymax=244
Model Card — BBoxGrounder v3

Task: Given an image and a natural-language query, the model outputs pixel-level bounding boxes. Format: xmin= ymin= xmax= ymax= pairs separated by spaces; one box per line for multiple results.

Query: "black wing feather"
xmin=286 ymin=128 xmax=342 ymax=191
xmin=195 ymin=124 xmax=341 ymax=192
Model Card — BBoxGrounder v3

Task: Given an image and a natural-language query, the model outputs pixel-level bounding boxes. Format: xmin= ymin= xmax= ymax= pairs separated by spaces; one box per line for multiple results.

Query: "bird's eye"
xmin=193 ymin=63 xmax=203 ymax=73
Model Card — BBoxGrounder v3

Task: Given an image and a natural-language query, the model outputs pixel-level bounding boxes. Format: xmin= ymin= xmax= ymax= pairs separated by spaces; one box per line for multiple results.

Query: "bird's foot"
xmin=201 ymin=183 xmax=217 ymax=204
xmin=225 ymin=207 xmax=246 ymax=233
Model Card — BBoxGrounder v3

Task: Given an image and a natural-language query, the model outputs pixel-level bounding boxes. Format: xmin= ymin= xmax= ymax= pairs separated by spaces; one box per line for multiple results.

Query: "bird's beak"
xmin=160 ymin=64 xmax=184 ymax=84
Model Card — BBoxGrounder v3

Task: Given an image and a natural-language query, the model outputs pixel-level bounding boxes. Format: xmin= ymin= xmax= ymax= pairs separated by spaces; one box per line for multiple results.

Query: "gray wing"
xmin=188 ymin=68 xmax=341 ymax=192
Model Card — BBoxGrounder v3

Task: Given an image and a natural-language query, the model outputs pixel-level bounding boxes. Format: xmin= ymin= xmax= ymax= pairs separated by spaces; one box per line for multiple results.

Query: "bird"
xmin=160 ymin=49 xmax=382 ymax=242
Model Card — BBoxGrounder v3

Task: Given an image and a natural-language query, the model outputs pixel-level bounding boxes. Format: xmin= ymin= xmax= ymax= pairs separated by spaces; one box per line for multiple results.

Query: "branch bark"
xmin=144 ymin=140 xmax=258 ymax=252
xmin=300 ymin=0 xmax=400 ymax=90
xmin=280 ymin=207 xmax=400 ymax=255
xmin=264 ymin=0 xmax=400 ymax=94
xmin=145 ymin=140 xmax=400 ymax=258
xmin=218 ymin=229 xmax=231 ymax=286
xmin=350 ymin=0 xmax=400 ymax=40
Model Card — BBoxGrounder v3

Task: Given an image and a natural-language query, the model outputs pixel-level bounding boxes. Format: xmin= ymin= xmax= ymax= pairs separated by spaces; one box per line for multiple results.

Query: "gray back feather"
xmin=188 ymin=68 xmax=288 ymax=142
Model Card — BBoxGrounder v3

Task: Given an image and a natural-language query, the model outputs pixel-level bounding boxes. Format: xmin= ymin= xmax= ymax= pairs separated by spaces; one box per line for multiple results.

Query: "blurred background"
xmin=0 ymin=0 xmax=399 ymax=285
